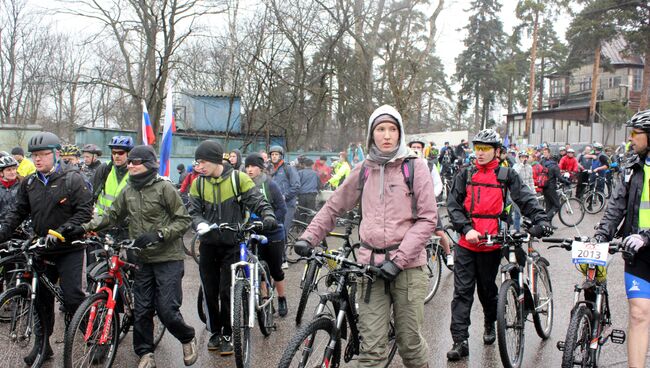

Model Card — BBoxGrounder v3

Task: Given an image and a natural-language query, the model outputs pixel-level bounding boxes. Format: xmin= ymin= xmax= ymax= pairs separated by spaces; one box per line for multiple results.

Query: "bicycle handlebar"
xmin=312 ymin=249 xmax=381 ymax=276
xmin=543 ymin=237 xmax=624 ymax=254
xmin=208 ymin=221 xmax=264 ymax=233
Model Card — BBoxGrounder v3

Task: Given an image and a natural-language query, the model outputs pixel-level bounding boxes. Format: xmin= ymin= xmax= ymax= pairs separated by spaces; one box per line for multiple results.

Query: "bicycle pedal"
xmin=556 ymin=340 xmax=565 ymax=351
xmin=610 ymin=329 xmax=626 ymax=344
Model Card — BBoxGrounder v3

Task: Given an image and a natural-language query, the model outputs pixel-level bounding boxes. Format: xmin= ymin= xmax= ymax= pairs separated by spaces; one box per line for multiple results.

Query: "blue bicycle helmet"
xmin=108 ymin=136 xmax=134 ymax=151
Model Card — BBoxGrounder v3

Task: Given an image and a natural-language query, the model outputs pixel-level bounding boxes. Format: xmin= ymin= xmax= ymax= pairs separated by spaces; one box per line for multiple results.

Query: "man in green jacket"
xmin=69 ymin=145 xmax=197 ymax=368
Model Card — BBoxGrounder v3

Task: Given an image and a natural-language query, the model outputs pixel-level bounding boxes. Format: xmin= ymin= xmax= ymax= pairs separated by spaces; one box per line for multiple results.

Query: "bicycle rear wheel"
xmin=190 ymin=233 xmax=200 ymax=265
xmin=197 ymin=285 xmax=206 ymax=324
xmin=423 ymin=245 xmax=442 ymax=304
xmin=583 ymin=192 xmax=605 ymax=214
xmin=64 ymin=292 xmax=119 ymax=368
xmin=257 ymin=261 xmax=274 ymax=337
xmin=497 ymin=279 xmax=525 ymax=368
xmin=277 ymin=316 xmax=339 ymax=368
xmin=286 ymin=222 xmax=307 ymax=264
xmin=0 ymin=286 xmax=46 ymax=368
xmin=561 ymin=305 xmax=593 ymax=368
xmin=233 ymin=279 xmax=252 ymax=368
xmin=533 ymin=262 xmax=553 ymax=339
xmin=296 ymin=259 xmax=319 ymax=325
xmin=558 ymin=198 xmax=585 ymax=227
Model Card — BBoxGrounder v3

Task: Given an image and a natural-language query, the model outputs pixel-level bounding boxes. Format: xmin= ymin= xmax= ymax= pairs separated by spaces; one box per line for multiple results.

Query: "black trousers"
xmin=37 ymin=249 xmax=86 ymax=338
xmin=576 ymin=171 xmax=588 ymax=199
xmin=133 ymin=260 xmax=195 ymax=356
xmin=450 ymin=245 xmax=502 ymax=343
xmin=198 ymin=243 xmax=238 ymax=336
xmin=543 ymin=186 xmax=561 ymax=222
xmin=298 ymin=193 xmax=317 ymax=219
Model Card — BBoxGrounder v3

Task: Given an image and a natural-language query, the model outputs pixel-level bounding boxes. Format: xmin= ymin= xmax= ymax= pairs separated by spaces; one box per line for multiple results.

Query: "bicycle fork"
xmin=85 ymin=284 xmax=117 ymax=344
xmin=322 ymin=305 xmax=347 ymax=368
xmin=231 ymin=261 xmax=256 ymax=328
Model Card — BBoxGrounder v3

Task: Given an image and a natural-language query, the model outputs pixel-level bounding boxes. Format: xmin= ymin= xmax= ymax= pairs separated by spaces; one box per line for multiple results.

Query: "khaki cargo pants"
xmin=355 ymin=266 xmax=429 ymax=368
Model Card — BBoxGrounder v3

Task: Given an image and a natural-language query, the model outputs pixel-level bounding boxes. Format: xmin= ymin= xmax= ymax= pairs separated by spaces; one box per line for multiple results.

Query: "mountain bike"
xmin=491 ymin=228 xmax=554 ymax=368
xmin=64 ymin=237 xmax=166 ymax=368
xmin=536 ymin=183 xmax=585 ymax=227
xmin=0 ymin=230 xmax=69 ymax=368
xmin=544 ymin=237 xmax=627 ymax=368
xmin=424 ymin=234 xmax=454 ymax=304
xmin=582 ymin=175 xmax=607 ymax=214
xmin=278 ymin=250 xmax=397 ymax=368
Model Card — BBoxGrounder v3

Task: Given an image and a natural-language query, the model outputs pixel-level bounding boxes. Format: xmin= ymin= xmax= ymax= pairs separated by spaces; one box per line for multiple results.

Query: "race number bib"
xmin=571 ymin=241 xmax=609 ymax=266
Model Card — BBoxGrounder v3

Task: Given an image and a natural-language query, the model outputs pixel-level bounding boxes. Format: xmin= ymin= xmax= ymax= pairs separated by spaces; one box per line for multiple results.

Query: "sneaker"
xmin=24 ymin=339 xmax=53 ymax=365
xmin=483 ymin=321 xmax=496 ymax=345
xmin=278 ymin=297 xmax=288 ymax=317
xmin=219 ymin=335 xmax=234 ymax=356
xmin=207 ymin=333 xmax=221 ymax=351
xmin=138 ymin=353 xmax=156 ymax=368
xmin=182 ymin=337 xmax=198 ymax=366
xmin=281 ymin=262 xmax=289 ymax=269
xmin=446 ymin=340 xmax=469 ymax=361
xmin=446 ymin=254 xmax=454 ymax=268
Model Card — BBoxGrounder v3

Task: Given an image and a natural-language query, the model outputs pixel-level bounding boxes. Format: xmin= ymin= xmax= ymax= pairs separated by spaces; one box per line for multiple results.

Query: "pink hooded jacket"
xmin=301 ymin=105 xmax=437 ymax=269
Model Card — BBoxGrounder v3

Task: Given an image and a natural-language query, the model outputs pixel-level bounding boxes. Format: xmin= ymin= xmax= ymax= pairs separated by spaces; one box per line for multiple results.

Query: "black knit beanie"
xmin=244 ymin=153 xmax=265 ymax=169
xmin=195 ymin=140 xmax=224 ymax=164
xmin=128 ymin=145 xmax=159 ymax=169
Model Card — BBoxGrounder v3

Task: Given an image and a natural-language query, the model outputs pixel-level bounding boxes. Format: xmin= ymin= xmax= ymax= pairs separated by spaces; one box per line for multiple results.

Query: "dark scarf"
xmin=115 ymin=164 xmax=129 ymax=182
xmin=129 ymin=169 xmax=157 ymax=191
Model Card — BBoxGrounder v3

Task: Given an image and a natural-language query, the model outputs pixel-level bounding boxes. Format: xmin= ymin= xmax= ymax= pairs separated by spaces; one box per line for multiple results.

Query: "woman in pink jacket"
xmin=294 ymin=105 xmax=438 ymax=368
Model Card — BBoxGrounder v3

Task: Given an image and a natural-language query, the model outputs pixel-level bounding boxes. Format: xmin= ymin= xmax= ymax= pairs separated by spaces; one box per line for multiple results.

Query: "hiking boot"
xmin=24 ymin=338 xmax=53 ymax=365
xmin=446 ymin=340 xmax=469 ymax=361
xmin=219 ymin=335 xmax=234 ymax=356
xmin=483 ymin=321 xmax=496 ymax=345
xmin=137 ymin=353 xmax=156 ymax=368
xmin=278 ymin=297 xmax=288 ymax=317
xmin=182 ymin=337 xmax=198 ymax=366
xmin=207 ymin=333 xmax=221 ymax=351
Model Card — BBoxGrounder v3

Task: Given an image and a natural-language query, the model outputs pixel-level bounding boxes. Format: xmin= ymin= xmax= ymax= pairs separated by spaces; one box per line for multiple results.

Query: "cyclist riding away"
xmin=189 ymin=140 xmax=277 ymax=355
xmin=295 ymin=105 xmax=437 ymax=368
xmin=446 ymin=129 xmax=551 ymax=361
xmin=0 ymin=132 xmax=94 ymax=365
xmin=593 ymin=109 xmax=650 ymax=368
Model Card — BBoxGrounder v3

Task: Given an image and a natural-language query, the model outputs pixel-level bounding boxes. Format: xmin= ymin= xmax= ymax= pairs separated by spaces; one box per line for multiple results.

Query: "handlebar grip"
xmin=541 ymin=238 xmax=567 ymax=243
xmin=48 ymin=229 xmax=65 ymax=242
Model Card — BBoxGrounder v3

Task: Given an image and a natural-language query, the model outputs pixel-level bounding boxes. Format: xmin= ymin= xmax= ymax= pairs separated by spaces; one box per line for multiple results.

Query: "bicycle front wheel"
xmin=286 ymin=222 xmax=307 ymax=264
xmin=423 ymin=245 xmax=442 ymax=304
xmin=0 ymin=286 xmax=46 ymax=368
xmin=533 ymin=262 xmax=554 ymax=339
xmin=561 ymin=305 xmax=593 ymax=368
xmin=583 ymin=192 xmax=605 ymax=214
xmin=233 ymin=279 xmax=252 ymax=368
xmin=497 ymin=279 xmax=525 ymax=368
xmin=64 ymin=292 xmax=119 ymax=368
xmin=559 ymin=198 xmax=585 ymax=227
xmin=296 ymin=259 xmax=319 ymax=325
xmin=277 ymin=316 xmax=339 ymax=368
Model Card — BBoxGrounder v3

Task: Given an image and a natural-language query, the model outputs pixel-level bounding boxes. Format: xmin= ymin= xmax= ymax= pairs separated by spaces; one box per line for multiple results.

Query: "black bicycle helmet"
xmin=0 ymin=155 xmax=18 ymax=169
xmin=626 ymin=109 xmax=650 ymax=131
xmin=28 ymin=132 xmax=61 ymax=152
xmin=472 ymin=129 xmax=502 ymax=148
xmin=60 ymin=144 xmax=82 ymax=157
xmin=269 ymin=145 xmax=284 ymax=156
xmin=108 ymin=136 xmax=134 ymax=151
xmin=81 ymin=143 xmax=102 ymax=156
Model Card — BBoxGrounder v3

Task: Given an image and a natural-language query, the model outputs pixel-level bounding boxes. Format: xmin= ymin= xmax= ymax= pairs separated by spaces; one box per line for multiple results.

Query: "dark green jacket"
xmin=188 ymin=166 xmax=275 ymax=246
xmin=87 ymin=175 xmax=191 ymax=263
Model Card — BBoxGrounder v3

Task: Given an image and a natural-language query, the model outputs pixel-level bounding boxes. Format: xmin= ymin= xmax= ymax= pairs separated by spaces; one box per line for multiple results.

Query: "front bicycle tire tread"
xmin=233 ymin=280 xmax=251 ymax=368
xmin=533 ymin=263 xmax=554 ymax=339
xmin=561 ymin=305 xmax=594 ymax=368
xmin=277 ymin=316 xmax=340 ymax=368
xmin=295 ymin=260 xmax=318 ymax=325
xmin=497 ymin=279 xmax=525 ymax=368
xmin=0 ymin=287 xmax=46 ymax=368
xmin=63 ymin=292 xmax=119 ymax=368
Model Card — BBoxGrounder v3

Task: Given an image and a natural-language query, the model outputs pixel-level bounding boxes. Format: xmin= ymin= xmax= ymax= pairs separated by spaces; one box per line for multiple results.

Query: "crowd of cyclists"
xmin=0 ymin=107 xmax=649 ymax=368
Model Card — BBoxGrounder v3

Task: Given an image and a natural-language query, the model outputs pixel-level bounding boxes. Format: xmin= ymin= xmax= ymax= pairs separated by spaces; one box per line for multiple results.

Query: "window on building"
xmin=633 ymin=68 xmax=643 ymax=91
xmin=607 ymin=76 xmax=621 ymax=88
xmin=579 ymin=76 xmax=592 ymax=92
xmin=550 ymin=79 xmax=563 ymax=97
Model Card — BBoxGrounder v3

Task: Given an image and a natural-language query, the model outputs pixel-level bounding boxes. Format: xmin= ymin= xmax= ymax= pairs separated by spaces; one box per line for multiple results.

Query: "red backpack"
xmin=532 ymin=163 xmax=549 ymax=191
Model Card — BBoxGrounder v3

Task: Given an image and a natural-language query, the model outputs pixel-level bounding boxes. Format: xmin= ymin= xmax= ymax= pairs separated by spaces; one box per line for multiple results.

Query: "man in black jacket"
xmin=0 ymin=132 xmax=93 ymax=365
xmin=541 ymin=148 xmax=571 ymax=226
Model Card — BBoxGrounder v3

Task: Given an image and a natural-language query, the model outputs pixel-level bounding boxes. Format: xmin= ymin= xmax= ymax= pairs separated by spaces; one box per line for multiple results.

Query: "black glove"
xmin=262 ymin=216 xmax=278 ymax=231
xmin=529 ymin=223 xmax=553 ymax=238
xmin=593 ymin=235 xmax=607 ymax=243
xmin=293 ymin=239 xmax=313 ymax=257
xmin=60 ymin=224 xmax=86 ymax=238
xmin=133 ymin=232 xmax=162 ymax=249
xmin=378 ymin=260 xmax=402 ymax=282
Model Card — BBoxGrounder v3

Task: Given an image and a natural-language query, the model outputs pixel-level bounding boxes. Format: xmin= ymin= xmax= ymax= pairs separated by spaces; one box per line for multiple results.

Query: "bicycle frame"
xmin=571 ymin=265 xmax=611 ymax=353
xmin=499 ymin=235 xmax=540 ymax=313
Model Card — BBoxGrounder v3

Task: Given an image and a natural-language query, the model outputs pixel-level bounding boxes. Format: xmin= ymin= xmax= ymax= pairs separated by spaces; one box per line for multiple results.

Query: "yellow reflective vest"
xmin=96 ymin=165 xmax=129 ymax=216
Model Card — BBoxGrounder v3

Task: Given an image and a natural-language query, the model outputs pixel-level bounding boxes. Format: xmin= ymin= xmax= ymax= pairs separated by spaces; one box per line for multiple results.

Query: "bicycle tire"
xmin=497 ymin=279 xmax=525 ymax=368
xmin=0 ymin=286 xmax=46 ymax=368
xmin=561 ymin=305 xmax=593 ymax=368
xmin=233 ymin=279 xmax=252 ymax=368
xmin=257 ymin=261 xmax=274 ymax=337
xmin=286 ymin=222 xmax=307 ymax=264
xmin=532 ymin=262 xmax=554 ymax=339
xmin=197 ymin=285 xmax=206 ymax=324
xmin=277 ymin=316 xmax=340 ymax=368
xmin=583 ymin=192 xmax=605 ymax=214
xmin=296 ymin=259 xmax=319 ymax=325
xmin=558 ymin=198 xmax=585 ymax=227
xmin=383 ymin=320 xmax=398 ymax=368
xmin=190 ymin=233 xmax=200 ymax=265
xmin=181 ymin=235 xmax=192 ymax=257
xmin=423 ymin=245 xmax=442 ymax=304
xmin=63 ymin=292 xmax=119 ymax=368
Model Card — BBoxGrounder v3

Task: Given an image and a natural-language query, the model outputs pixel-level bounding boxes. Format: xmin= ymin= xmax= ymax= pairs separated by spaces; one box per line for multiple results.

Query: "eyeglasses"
xmin=112 ymin=150 xmax=127 ymax=156
xmin=29 ymin=151 xmax=53 ymax=159
xmin=631 ymin=130 xmax=646 ymax=138
xmin=473 ymin=144 xmax=494 ymax=152
xmin=127 ymin=159 xmax=144 ymax=166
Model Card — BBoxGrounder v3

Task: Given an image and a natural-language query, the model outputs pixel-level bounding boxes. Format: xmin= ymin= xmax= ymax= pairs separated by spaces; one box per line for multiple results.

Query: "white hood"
xmin=366 ymin=105 xmax=411 ymax=163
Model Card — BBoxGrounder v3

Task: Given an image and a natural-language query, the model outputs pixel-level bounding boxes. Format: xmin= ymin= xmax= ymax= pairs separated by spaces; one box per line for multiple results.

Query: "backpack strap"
xmin=357 ymin=162 xmax=370 ymax=220
xmin=401 ymin=158 xmax=417 ymax=220
xmin=231 ymin=170 xmax=241 ymax=203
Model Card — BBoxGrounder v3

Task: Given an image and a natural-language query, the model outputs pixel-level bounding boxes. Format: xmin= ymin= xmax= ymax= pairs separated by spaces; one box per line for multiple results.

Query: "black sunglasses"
xmin=127 ymin=159 xmax=145 ymax=165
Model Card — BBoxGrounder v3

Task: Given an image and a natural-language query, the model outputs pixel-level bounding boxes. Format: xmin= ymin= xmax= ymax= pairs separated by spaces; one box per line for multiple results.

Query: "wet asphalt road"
xmin=40 ymin=212 xmax=637 ymax=368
